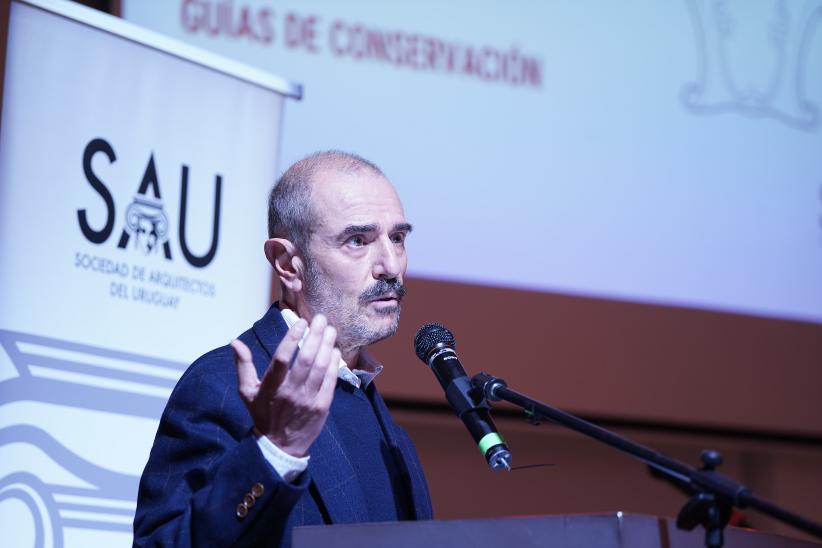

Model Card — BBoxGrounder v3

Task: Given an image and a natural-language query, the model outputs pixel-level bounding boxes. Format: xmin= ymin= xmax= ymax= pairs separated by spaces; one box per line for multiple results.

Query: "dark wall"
xmin=370 ymin=277 xmax=822 ymax=541
xmin=373 ymin=277 xmax=822 ymax=436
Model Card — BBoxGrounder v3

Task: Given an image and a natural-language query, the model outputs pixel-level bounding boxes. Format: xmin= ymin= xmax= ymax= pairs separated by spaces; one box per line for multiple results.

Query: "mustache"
xmin=359 ymin=278 xmax=406 ymax=304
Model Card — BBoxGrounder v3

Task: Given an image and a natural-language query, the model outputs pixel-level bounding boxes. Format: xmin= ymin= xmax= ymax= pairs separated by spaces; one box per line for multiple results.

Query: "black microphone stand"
xmin=471 ymin=372 xmax=822 ymax=548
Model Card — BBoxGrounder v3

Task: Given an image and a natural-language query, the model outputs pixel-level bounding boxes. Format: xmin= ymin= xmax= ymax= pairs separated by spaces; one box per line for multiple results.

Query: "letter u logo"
xmin=178 ymin=165 xmax=222 ymax=268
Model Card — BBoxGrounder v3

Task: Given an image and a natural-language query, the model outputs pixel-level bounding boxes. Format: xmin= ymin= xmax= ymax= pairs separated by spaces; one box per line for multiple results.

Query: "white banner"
xmin=0 ymin=1 xmax=298 ymax=546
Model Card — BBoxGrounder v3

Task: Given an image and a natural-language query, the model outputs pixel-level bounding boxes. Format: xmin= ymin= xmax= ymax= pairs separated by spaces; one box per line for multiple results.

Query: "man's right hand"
xmin=231 ymin=314 xmax=340 ymax=458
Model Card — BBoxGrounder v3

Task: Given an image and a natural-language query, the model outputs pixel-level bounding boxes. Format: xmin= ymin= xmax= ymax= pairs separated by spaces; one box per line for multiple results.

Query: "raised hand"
xmin=231 ymin=314 xmax=340 ymax=458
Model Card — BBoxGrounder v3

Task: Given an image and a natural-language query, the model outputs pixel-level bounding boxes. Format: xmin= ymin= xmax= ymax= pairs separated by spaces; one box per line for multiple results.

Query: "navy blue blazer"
xmin=134 ymin=305 xmax=432 ymax=547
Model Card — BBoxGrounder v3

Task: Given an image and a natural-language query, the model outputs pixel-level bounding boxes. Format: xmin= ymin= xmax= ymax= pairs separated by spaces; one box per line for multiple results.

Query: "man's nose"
xmin=372 ymin=236 xmax=402 ymax=280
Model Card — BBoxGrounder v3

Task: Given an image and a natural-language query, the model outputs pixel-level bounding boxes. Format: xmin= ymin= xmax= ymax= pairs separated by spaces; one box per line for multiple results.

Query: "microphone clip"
xmin=445 ymin=376 xmax=490 ymax=418
xmin=472 ymin=372 xmax=508 ymax=402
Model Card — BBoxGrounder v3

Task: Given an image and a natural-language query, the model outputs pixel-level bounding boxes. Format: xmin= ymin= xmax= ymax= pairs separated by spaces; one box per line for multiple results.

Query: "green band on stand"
xmin=478 ymin=432 xmax=504 ymax=455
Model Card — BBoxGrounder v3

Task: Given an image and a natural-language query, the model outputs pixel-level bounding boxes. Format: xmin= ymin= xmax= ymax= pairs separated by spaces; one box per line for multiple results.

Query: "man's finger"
xmin=263 ymin=319 xmax=308 ymax=395
xmin=315 ymin=347 xmax=341 ymax=410
xmin=231 ymin=339 xmax=260 ymax=404
xmin=305 ymin=325 xmax=337 ymax=392
xmin=271 ymin=318 xmax=308 ymax=367
xmin=259 ymin=353 xmax=289 ymax=398
xmin=288 ymin=314 xmax=327 ymax=385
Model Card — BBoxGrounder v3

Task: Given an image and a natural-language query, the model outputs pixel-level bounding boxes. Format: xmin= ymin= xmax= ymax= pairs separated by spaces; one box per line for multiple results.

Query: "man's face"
xmin=299 ymin=168 xmax=411 ymax=352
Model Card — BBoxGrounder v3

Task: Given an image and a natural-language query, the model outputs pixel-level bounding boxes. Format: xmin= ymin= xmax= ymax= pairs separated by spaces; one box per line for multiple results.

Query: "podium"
xmin=293 ymin=513 xmax=822 ymax=548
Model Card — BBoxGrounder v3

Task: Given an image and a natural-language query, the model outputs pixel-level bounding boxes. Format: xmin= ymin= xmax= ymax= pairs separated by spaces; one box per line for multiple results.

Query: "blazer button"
xmin=251 ymin=482 xmax=264 ymax=498
xmin=243 ymin=493 xmax=256 ymax=508
xmin=236 ymin=503 xmax=248 ymax=519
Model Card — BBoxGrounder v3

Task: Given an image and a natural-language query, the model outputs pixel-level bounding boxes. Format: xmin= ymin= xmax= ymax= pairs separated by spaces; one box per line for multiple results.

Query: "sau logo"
xmin=77 ymin=137 xmax=222 ymax=268
xmin=123 ymin=195 xmax=169 ymax=256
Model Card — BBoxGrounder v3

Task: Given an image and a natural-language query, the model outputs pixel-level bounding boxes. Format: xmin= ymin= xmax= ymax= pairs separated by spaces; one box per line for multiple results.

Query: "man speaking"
xmin=133 ymin=151 xmax=433 ymax=547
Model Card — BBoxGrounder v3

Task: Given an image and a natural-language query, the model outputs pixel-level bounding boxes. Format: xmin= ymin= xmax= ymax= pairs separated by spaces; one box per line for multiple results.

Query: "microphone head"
xmin=414 ymin=323 xmax=456 ymax=363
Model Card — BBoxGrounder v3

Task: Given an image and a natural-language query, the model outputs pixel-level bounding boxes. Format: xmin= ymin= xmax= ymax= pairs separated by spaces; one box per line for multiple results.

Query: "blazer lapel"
xmin=305 ymin=408 xmax=369 ymax=524
xmin=249 ymin=303 xmax=289 ymax=377
xmin=368 ymin=386 xmax=432 ymax=520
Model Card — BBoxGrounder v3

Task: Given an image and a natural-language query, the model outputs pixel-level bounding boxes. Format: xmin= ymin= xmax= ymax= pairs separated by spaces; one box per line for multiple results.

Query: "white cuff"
xmin=256 ymin=434 xmax=309 ymax=483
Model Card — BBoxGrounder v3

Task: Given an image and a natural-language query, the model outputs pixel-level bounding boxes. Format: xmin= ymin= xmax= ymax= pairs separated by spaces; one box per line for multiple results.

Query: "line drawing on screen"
xmin=682 ymin=0 xmax=822 ymax=130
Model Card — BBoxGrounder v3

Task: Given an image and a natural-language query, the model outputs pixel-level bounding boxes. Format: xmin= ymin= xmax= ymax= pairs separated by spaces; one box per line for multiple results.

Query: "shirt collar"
xmin=279 ymin=307 xmax=383 ymax=389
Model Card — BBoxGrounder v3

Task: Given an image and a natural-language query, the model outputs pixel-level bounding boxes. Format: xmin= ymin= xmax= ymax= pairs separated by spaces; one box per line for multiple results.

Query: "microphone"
xmin=414 ymin=323 xmax=512 ymax=471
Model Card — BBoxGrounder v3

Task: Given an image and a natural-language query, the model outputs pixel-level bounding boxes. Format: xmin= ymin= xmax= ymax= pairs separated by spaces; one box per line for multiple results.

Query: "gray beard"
xmin=302 ymin=258 xmax=404 ymax=354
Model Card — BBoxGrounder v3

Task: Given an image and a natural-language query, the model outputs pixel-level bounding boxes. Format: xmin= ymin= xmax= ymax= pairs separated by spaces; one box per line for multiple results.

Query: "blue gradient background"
xmin=124 ymin=0 xmax=822 ymax=323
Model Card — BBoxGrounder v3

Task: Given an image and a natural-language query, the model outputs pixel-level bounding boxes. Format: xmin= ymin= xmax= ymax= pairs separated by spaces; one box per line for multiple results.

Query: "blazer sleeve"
xmin=133 ymin=341 xmax=308 ymax=547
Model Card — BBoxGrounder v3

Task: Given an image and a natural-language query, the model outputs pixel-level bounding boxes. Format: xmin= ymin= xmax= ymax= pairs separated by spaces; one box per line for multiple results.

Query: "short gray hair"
xmin=267 ymin=150 xmax=385 ymax=255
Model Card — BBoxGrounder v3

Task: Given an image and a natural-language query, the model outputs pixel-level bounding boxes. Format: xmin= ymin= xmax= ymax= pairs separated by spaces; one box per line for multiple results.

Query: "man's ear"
xmin=264 ymin=238 xmax=305 ymax=293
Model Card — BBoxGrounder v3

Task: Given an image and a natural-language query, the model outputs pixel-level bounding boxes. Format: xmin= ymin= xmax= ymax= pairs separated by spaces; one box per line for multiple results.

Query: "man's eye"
xmin=391 ymin=232 xmax=407 ymax=244
xmin=346 ymin=235 xmax=366 ymax=247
